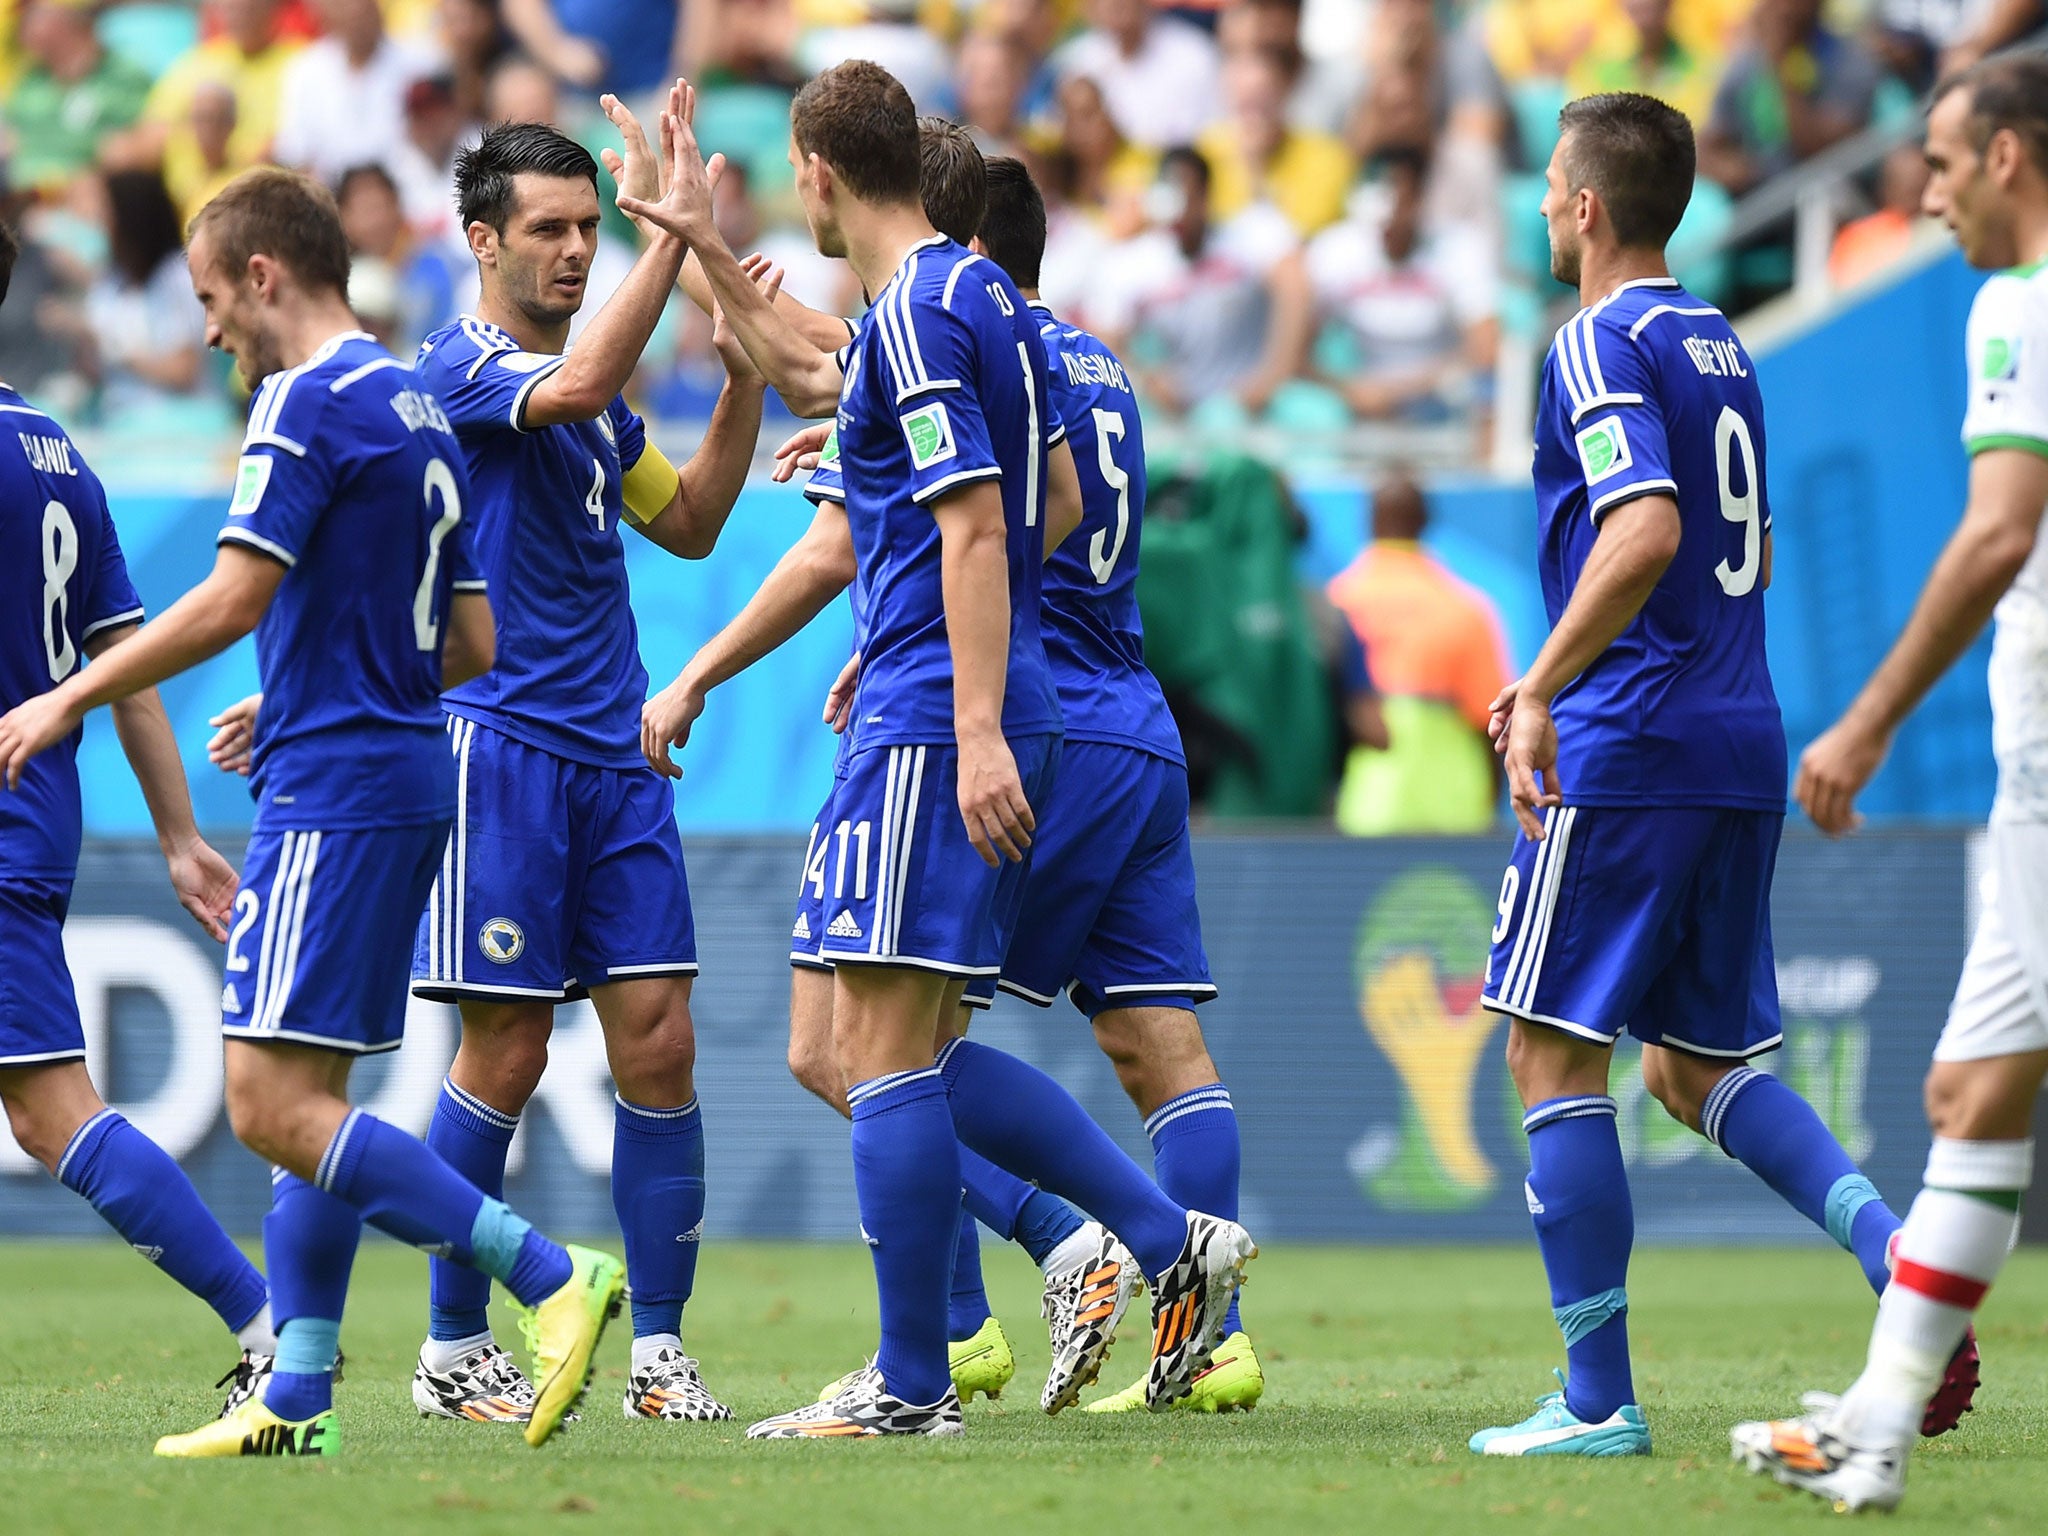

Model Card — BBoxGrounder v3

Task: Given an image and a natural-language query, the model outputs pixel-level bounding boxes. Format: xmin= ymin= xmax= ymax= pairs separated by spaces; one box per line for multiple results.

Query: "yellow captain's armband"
xmin=622 ymin=442 xmax=681 ymax=525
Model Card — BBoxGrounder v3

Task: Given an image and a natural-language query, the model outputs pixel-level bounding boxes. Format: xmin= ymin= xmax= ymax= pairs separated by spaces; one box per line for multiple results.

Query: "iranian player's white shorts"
xmin=1935 ymin=819 xmax=2048 ymax=1062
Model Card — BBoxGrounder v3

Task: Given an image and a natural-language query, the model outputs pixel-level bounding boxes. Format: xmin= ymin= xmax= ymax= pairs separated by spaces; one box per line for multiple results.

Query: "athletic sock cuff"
xmin=1144 ymin=1084 xmax=1234 ymax=1142
xmin=1925 ymin=1136 xmax=2034 ymax=1192
xmin=274 ymin=1316 xmax=341 ymax=1377
xmin=438 ymin=1079 xmax=518 ymax=1141
xmin=1824 ymin=1173 xmax=1885 ymax=1250
xmin=1553 ymin=1286 xmax=1628 ymax=1347
xmin=1699 ymin=1065 xmax=1766 ymax=1153
xmin=848 ymin=1067 xmax=949 ymax=1120
xmin=53 ymin=1107 xmax=123 ymax=1189
xmin=1522 ymin=1096 xmax=1617 ymax=1136
xmin=614 ymin=1094 xmax=702 ymax=1134
xmin=314 ymin=1108 xmax=371 ymax=1195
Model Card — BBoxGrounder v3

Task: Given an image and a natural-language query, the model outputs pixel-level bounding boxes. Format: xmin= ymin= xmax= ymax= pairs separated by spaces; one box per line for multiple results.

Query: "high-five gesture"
xmin=598 ymin=90 xmax=667 ymax=241
xmin=616 ymin=80 xmax=724 ymax=246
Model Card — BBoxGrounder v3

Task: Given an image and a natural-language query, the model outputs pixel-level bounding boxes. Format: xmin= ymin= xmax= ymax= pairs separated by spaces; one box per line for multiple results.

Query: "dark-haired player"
xmin=406 ymin=90 xmax=762 ymax=1423
xmin=1735 ymin=54 xmax=2048 ymax=1511
xmin=1469 ymin=92 xmax=1965 ymax=1457
xmin=0 ymin=167 xmax=621 ymax=1457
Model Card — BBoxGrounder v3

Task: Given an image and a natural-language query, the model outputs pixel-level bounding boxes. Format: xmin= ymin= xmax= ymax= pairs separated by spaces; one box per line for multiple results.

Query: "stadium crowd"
xmin=0 ymin=0 xmax=2028 ymax=439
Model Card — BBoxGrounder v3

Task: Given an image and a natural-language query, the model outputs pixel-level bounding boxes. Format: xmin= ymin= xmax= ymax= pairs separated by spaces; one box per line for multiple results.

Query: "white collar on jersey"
xmin=1590 ymin=276 xmax=1682 ymax=305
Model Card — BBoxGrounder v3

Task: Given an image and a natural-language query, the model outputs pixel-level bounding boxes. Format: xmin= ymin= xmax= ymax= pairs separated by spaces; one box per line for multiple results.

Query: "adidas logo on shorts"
xmin=792 ymin=913 xmax=812 ymax=941
xmin=827 ymin=911 xmax=863 ymax=940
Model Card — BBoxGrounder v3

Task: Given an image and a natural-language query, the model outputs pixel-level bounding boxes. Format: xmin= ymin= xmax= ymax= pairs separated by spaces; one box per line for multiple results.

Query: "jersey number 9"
xmin=1712 ymin=406 xmax=1762 ymax=599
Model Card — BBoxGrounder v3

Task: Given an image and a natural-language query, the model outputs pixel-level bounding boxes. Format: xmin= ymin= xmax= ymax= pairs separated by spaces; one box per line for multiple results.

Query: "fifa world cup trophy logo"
xmin=1349 ymin=868 xmax=1504 ymax=1210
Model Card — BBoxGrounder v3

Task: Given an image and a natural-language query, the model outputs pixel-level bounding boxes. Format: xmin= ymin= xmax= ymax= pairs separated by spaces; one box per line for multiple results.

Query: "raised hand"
xmin=712 ymin=256 xmax=782 ymax=379
xmin=207 ymin=692 xmax=262 ymax=776
xmin=598 ymin=92 xmax=666 ymax=238
xmin=615 ymin=79 xmax=726 ymax=245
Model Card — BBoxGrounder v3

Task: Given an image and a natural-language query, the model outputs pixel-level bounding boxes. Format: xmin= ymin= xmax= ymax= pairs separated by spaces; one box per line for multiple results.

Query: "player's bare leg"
xmin=1469 ymin=1021 xmax=1650 ymax=1456
xmin=589 ymin=975 xmax=727 ymax=1421
xmin=786 ymin=965 xmax=847 ymax=1115
xmin=750 ymin=965 xmax=967 ymax=1438
xmin=1084 ymin=1005 xmax=1256 ymax=1414
xmin=0 ymin=1059 xmax=277 ymax=1409
xmin=1734 ymin=1049 xmax=2047 ymax=1510
xmin=414 ymin=999 xmax=553 ymax=1423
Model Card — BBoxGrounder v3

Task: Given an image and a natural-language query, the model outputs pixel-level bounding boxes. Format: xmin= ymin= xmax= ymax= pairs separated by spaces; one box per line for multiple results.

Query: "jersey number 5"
xmin=1089 ymin=409 xmax=1131 ymax=585
xmin=1713 ymin=406 xmax=1762 ymax=598
xmin=415 ymin=458 xmax=463 ymax=651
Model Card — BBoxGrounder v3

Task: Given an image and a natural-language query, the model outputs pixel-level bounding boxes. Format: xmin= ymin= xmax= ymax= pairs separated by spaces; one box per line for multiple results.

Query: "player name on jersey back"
xmin=1532 ymin=278 xmax=1786 ymax=811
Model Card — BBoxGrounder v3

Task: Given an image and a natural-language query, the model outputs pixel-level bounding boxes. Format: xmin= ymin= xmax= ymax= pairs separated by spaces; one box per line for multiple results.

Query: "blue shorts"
xmin=412 ymin=717 xmax=697 ymax=1003
xmin=223 ymin=823 xmax=448 ymax=1055
xmin=1481 ymin=805 xmax=1783 ymax=1058
xmin=805 ymin=735 xmax=1060 ymax=977
xmin=790 ymin=786 xmax=838 ymax=972
xmin=0 ymin=879 xmax=84 ymax=1066
xmin=961 ymin=742 xmax=1215 ymax=1018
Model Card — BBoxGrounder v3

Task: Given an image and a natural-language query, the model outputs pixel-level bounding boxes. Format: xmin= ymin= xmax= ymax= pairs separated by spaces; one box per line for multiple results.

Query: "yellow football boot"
xmin=517 ymin=1244 xmax=625 ymax=1446
xmin=155 ymin=1398 xmax=338 ymax=1458
xmin=1084 ymin=1329 xmax=1264 ymax=1414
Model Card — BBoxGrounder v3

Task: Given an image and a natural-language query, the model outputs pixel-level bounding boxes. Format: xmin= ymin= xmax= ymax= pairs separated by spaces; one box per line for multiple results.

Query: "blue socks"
xmin=57 ymin=1109 xmax=269 ymax=1336
xmin=848 ymin=1066 xmax=959 ymax=1406
xmin=1524 ymin=1096 xmax=1635 ymax=1424
xmin=1702 ymin=1066 xmax=1901 ymax=1294
xmin=949 ymin=1199 xmax=991 ymax=1343
xmin=937 ymin=1038 xmax=1187 ymax=1278
xmin=261 ymin=1171 xmax=359 ymax=1421
xmin=316 ymin=1108 xmax=571 ymax=1307
xmin=424 ymin=1079 xmax=516 ymax=1342
xmin=959 ymin=1143 xmax=1084 ymax=1266
xmin=613 ymin=1095 xmax=707 ymax=1340
xmin=1147 ymin=1083 xmax=1244 ymax=1334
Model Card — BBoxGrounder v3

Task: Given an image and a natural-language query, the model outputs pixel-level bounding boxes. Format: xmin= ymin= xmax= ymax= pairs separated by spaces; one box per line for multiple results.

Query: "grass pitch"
xmin=3 ymin=1241 xmax=2045 ymax=1535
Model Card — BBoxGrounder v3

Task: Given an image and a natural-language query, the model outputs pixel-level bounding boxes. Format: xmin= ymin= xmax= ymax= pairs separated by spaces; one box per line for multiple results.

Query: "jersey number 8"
xmin=41 ymin=500 xmax=78 ymax=684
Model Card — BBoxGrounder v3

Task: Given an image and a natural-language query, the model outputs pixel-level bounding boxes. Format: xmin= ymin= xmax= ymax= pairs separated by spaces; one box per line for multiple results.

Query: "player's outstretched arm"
xmin=678 ymin=247 xmax=854 ymax=354
xmin=0 ymin=546 xmax=284 ymax=790
xmin=1493 ymin=494 xmax=1682 ymax=838
xmin=440 ymin=591 xmax=498 ymax=691
xmin=934 ymin=480 xmax=1034 ymax=866
xmin=631 ymin=300 xmax=771 ymax=559
xmin=616 ymin=91 xmax=845 ymax=416
xmin=91 ymin=626 xmax=238 ymax=941
xmin=640 ymin=499 xmax=857 ymax=776
xmin=1797 ymin=448 xmax=2048 ymax=835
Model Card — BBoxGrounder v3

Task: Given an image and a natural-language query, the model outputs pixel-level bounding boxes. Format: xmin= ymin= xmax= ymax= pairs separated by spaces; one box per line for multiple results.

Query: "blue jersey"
xmin=1031 ymin=302 xmax=1181 ymax=765
xmin=1532 ymin=278 xmax=1783 ymax=809
xmin=419 ymin=316 xmax=652 ymax=770
xmin=221 ymin=331 xmax=482 ymax=831
xmin=835 ymin=237 xmax=1062 ymax=750
xmin=0 ymin=391 xmax=143 ymax=879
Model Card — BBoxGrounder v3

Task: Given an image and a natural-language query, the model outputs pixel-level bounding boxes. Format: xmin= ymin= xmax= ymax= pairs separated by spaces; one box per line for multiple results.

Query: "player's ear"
xmin=245 ymin=251 xmax=277 ymax=300
xmin=1986 ymin=126 xmax=2021 ymax=188
xmin=465 ymin=219 xmax=496 ymax=268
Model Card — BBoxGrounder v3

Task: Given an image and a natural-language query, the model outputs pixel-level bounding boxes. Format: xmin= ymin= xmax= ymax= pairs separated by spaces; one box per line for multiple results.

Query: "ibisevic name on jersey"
xmin=221 ymin=331 xmax=482 ymax=831
xmin=1029 ymin=301 xmax=1180 ymax=764
xmin=416 ymin=315 xmax=654 ymax=769
xmin=0 ymin=388 xmax=144 ymax=878
xmin=1532 ymin=277 xmax=1784 ymax=807
xmin=834 ymin=236 xmax=1062 ymax=749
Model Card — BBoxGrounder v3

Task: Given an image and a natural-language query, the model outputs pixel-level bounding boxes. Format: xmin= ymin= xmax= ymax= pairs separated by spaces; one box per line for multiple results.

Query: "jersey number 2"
xmin=41 ymin=500 xmax=78 ymax=683
xmin=1713 ymin=406 xmax=1762 ymax=598
xmin=415 ymin=458 xmax=463 ymax=651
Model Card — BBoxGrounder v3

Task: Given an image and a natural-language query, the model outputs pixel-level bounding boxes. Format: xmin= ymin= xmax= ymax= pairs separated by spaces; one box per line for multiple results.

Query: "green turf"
xmin=2 ymin=1240 xmax=2044 ymax=1534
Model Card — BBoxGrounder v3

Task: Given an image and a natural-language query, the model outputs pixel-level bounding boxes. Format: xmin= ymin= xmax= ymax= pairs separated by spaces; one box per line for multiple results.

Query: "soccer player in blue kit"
xmin=404 ymin=98 xmax=761 ymax=1423
xmin=1469 ymin=94 xmax=1974 ymax=1458
xmin=0 ymin=169 xmax=622 ymax=1457
xmin=620 ymin=62 xmax=1255 ymax=1438
xmin=0 ymin=220 xmax=280 ymax=1404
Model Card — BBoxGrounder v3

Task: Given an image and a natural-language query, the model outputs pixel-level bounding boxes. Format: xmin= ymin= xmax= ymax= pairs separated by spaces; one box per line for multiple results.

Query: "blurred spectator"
xmin=1484 ymin=0 xmax=1618 ymax=88
xmin=1699 ymin=0 xmax=1881 ymax=196
xmin=957 ymin=25 xmax=1032 ymax=154
xmin=274 ymin=0 xmax=443 ymax=184
xmin=486 ymin=51 xmax=564 ymax=125
xmin=1829 ymin=138 xmax=1930 ymax=289
xmin=1197 ymin=36 xmax=1355 ymax=237
xmin=1570 ymin=0 xmax=1717 ymax=124
xmin=503 ymin=0 xmax=682 ymax=99
xmin=1091 ymin=145 xmax=1311 ymax=415
xmin=1055 ymin=0 xmax=1223 ymax=150
xmin=1326 ymin=472 xmax=1508 ymax=836
xmin=390 ymin=74 xmax=473 ymax=250
xmin=1923 ymin=0 xmax=2038 ymax=77
xmin=3 ymin=0 xmax=155 ymax=197
xmin=1305 ymin=150 xmax=1497 ymax=421
xmin=73 ymin=172 xmax=214 ymax=422
xmin=712 ymin=160 xmax=854 ymax=315
xmin=983 ymin=0 xmax=1063 ymax=123
xmin=1044 ymin=73 xmax=1153 ymax=230
xmin=336 ymin=162 xmax=460 ymax=353
xmin=160 ymin=79 xmax=244 ymax=222
xmin=801 ymin=0 xmax=953 ymax=114
xmin=438 ymin=0 xmax=508 ymax=122
xmin=131 ymin=0 xmax=298 ymax=174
